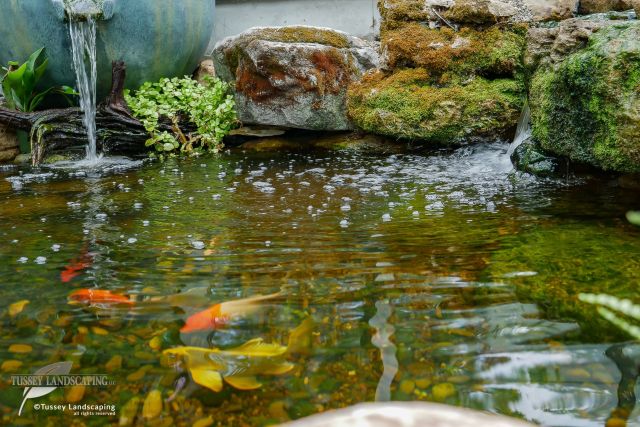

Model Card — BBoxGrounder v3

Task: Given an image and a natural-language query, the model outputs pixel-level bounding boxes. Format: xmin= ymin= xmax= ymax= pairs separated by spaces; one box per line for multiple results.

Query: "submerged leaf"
xmin=142 ymin=390 xmax=163 ymax=419
xmin=8 ymin=300 xmax=29 ymax=317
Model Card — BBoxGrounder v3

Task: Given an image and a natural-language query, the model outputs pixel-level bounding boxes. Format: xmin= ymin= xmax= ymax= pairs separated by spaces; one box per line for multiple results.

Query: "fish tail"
xmin=286 ymin=317 xmax=314 ymax=356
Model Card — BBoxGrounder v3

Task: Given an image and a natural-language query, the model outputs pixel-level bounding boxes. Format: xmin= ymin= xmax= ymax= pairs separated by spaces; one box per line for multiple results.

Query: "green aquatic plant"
xmin=125 ymin=76 xmax=237 ymax=157
xmin=1 ymin=47 xmax=76 ymax=112
xmin=627 ymin=211 xmax=640 ymax=226
xmin=579 ymin=293 xmax=640 ymax=339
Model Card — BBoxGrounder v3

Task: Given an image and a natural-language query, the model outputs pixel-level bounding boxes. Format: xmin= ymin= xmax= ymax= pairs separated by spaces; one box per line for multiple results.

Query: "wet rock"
xmin=441 ymin=0 xmax=520 ymax=24
xmin=578 ymin=0 xmax=634 ymax=14
xmin=0 ymin=124 xmax=19 ymax=164
xmin=212 ymin=26 xmax=379 ymax=131
xmin=511 ymin=137 xmax=564 ymax=176
xmin=194 ymin=59 xmax=216 ymax=85
xmin=529 ymin=21 xmax=640 ymax=172
xmin=522 ymin=0 xmax=577 ymax=20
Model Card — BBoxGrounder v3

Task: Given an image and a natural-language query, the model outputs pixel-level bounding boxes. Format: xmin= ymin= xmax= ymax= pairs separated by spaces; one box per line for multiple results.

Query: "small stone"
xmin=193 ymin=416 xmax=215 ymax=427
xmin=105 ymin=355 xmax=123 ymax=372
xmin=399 ymin=379 xmax=415 ymax=394
xmin=91 ymin=326 xmax=109 ymax=336
xmin=1 ymin=360 xmax=23 ymax=372
xmin=8 ymin=300 xmax=29 ymax=317
xmin=65 ymin=385 xmax=86 ymax=403
xmin=142 ymin=390 xmax=163 ymax=419
xmin=9 ymin=344 xmax=32 ymax=354
xmin=432 ymin=382 xmax=456 ymax=402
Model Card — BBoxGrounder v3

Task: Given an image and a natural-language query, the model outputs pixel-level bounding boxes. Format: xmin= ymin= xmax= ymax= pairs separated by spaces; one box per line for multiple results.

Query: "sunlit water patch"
xmin=0 ymin=142 xmax=638 ymax=426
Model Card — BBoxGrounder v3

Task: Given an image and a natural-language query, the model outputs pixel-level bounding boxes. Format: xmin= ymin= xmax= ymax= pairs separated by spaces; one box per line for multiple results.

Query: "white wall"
xmin=212 ymin=0 xmax=380 ymax=47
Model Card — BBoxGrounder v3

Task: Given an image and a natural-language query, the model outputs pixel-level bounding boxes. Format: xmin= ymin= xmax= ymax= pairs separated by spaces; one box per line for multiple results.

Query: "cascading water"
xmin=507 ymin=101 xmax=531 ymax=157
xmin=68 ymin=13 xmax=99 ymax=162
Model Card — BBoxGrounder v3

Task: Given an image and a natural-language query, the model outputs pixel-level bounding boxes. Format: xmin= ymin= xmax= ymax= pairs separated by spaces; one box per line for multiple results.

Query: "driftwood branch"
xmin=0 ymin=60 xmax=185 ymax=165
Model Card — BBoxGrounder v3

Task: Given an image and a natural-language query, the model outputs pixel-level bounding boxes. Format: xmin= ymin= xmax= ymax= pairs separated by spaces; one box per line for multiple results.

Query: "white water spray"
xmin=507 ymin=101 xmax=531 ymax=157
xmin=69 ymin=16 xmax=99 ymax=162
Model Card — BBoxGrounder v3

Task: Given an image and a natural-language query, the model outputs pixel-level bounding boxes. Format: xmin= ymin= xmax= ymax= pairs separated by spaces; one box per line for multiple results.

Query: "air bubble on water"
xmin=340 ymin=219 xmax=349 ymax=228
xmin=96 ymin=213 xmax=107 ymax=220
xmin=341 ymin=204 xmax=351 ymax=212
xmin=18 ymin=257 xmax=28 ymax=263
xmin=83 ymin=229 xmax=89 ymax=235
xmin=127 ymin=237 xmax=138 ymax=244
xmin=191 ymin=241 xmax=205 ymax=250
xmin=52 ymin=244 xmax=61 ymax=252
xmin=382 ymin=213 xmax=392 ymax=222
xmin=212 ymin=194 xmax=221 ymax=200
xmin=138 ymin=179 xmax=144 ymax=184
xmin=265 ymin=241 xmax=272 ymax=247
xmin=11 ymin=240 xmax=18 ymax=244
xmin=412 ymin=211 xmax=420 ymax=217
xmin=40 ymin=217 xmax=47 ymax=223
xmin=188 ymin=197 xmax=194 ymax=203
xmin=35 ymin=256 xmax=47 ymax=264
xmin=388 ymin=202 xmax=395 ymax=208
xmin=142 ymin=220 xmax=150 ymax=226
xmin=163 ymin=206 xmax=170 ymax=210
xmin=134 ymin=202 xmax=143 ymax=209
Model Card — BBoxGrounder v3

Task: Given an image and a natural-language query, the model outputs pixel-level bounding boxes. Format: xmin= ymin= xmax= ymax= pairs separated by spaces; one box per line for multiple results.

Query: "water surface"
xmin=0 ymin=141 xmax=639 ymax=426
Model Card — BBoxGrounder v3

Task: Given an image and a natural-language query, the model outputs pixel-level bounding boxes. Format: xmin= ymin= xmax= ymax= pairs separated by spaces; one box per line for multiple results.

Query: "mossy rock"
xmin=377 ymin=0 xmax=435 ymax=32
xmin=347 ymin=68 xmax=524 ymax=143
xmin=383 ymin=24 xmax=526 ymax=79
xmin=530 ymin=22 xmax=640 ymax=172
xmin=511 ymin=137 xmax=565 ymax=176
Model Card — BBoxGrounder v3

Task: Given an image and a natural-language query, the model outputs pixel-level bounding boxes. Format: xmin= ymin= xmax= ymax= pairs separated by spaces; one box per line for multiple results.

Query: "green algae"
xmin=348 ymin=69 xmax=524 ymax=143
xmin=530 ymin=22 xmax=640 ymax=172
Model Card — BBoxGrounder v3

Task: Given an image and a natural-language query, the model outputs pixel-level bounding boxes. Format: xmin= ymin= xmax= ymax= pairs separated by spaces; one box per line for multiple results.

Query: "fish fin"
xmin=287 ymin=317 xmax=315 ymax=355
xmin=227 ymin=338 xmax=287 ymax=357
xmin=261 ymin=362 xmax=295 ymax=375
xmin=190 ymin=368 xmax=223 ymax=392
xmin=223 ymin=375 xmax=262 ymax=390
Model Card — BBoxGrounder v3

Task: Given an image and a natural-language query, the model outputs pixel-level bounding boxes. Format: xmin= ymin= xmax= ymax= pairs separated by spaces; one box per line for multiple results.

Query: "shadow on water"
xmin=0 ymin=141 xmax=639 ymax=425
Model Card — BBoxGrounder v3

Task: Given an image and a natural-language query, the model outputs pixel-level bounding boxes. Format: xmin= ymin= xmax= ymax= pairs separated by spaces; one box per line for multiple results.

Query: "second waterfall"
xmin=69 ymin=16 xmax=99 ymax=162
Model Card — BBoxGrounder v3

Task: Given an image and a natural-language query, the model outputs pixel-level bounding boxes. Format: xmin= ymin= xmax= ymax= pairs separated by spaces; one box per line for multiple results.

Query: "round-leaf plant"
xmin=125 ymin=76 xmax=237 ymax=157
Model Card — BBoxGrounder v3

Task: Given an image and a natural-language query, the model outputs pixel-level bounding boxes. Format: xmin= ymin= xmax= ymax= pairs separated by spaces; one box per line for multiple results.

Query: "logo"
xmin=10 ymin=362 xmax=116 ymax=416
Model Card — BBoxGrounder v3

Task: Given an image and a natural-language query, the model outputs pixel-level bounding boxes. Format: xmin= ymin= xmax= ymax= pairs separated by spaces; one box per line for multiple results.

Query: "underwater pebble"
xmin=105 ymin=355 xmax=123 ymax=372
xmin=9 ymin=344 xmax=33 ymax=354
xmin=399 ymin=379 xmax=415 ymax=394
xmin=432 ymin=382 xmax=456 ymax=402
xmin=142 ymin=390 xmax=163 ymax=420
xmin=1 ymin=360 xmax=23 ymax=372
xmin=193 ymin=416 xmax=215 ymax=427
xmin=8 ymin=300 xmax=29 ymax=318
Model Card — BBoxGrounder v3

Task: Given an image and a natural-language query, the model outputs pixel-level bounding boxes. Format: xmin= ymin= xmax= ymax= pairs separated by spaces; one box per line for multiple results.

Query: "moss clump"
xmin=348 ymin=68 xmax=524 ymax=143
xmin=377 ymin=0 xmax=433 ymax=32
xmin=383 ymin=24 xmax=526 ymax=79
xmin=530 ymin=22 xmax=640 ymax=172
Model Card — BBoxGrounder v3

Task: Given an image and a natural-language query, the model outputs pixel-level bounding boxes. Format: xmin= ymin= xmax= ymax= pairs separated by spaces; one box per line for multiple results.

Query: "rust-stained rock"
xmin=212 ymin=26 xmax=379 ymax=131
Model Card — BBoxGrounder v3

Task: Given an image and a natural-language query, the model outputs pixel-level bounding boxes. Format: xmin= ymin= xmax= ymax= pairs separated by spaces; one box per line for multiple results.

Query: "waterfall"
xmin=507 ymin=101 xmax=531 ymax=157
xmin=69 ymin=16 xmax=99 ymax=162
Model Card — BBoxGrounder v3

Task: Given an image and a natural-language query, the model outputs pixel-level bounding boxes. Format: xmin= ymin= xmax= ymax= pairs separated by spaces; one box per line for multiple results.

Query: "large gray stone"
xmin=212 ymin=26 xmax=379 ymax=131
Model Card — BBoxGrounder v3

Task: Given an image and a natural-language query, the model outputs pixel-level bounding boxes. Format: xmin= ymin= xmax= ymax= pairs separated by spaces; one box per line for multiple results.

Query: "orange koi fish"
xmin=180 ymin=292 xmax=282 ymax=333
xmin=68 ymin=289 xmax=135 ymax=307
xmin=61 ymin=247 xmax=93 ymax=283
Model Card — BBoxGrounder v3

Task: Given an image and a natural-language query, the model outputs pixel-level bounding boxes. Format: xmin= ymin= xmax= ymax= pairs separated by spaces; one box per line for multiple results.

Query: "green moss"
xmin=377 ymin=0 xmax=433 ymax=32
xmin=383 ymin=24 xmax=526 ymax=79
xmin=347 ymin=69 xmax=524 ymax=143
xmin=530 ymin=22 xmax=640 ymax=172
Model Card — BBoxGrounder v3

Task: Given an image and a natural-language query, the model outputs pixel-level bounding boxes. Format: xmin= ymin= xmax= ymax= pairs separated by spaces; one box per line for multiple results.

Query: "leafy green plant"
xmin=579 ymin=293 xmax=640 ymax=339
xmin=125 ymin=76 xmax=237 ymax=157
xmin=1 ymin=47 xmax=76 ymax=112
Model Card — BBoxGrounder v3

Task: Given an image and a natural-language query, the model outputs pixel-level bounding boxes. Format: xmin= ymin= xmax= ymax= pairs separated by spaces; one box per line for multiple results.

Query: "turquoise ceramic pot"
xmin=0 ymin=0 xmax=215 ymax=99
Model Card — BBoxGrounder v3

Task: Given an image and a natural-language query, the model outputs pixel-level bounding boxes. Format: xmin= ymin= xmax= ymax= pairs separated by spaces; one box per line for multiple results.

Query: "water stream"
xmin=68 ymin=16 xmax=99 ymax=162
xmin=507 ymin=101 xmax=532 ymax=157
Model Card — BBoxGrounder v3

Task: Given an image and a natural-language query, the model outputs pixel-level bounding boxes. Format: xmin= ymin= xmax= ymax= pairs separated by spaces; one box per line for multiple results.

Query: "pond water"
xmin=0 ymin=140 xmax=639 ymax=426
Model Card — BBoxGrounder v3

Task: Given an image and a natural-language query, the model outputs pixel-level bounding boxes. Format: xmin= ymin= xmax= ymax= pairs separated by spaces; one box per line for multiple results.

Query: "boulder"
xmin=0 ymin=124 xmax=19 ymax=164
xmin=348 ymin=69 xmax=524 ymax=143
xmin=522 ymin=0 xmax=578 ymax=20
xmin=578 ymin=0 xmax=634 ymax=14
xmin=511 ymin=137 xmax=564 ymax=176
xmin=194 ymin=59 xmax=216 ymax=85
xmin=212 ymin=26 xmax=379 ymax=131
xmin=529 ymin=21 xmax=640 ymax=172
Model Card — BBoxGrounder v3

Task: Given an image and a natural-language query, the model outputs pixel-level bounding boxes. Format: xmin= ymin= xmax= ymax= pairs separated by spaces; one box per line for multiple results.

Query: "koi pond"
xmin=0 ymin=140 xmax=639 ymax=426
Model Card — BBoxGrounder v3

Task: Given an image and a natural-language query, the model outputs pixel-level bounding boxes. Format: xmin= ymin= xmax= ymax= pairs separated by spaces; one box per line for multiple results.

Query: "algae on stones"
xmin=530 ymin=22 xmax=640 ymax=172
xmin=348 ymin=69 xmax=524 ymax=142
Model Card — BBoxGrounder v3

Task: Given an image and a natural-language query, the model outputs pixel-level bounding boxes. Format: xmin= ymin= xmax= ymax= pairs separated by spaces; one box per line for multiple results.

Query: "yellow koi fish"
xmin=164 ymin=317 xmax=314 ymax=392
